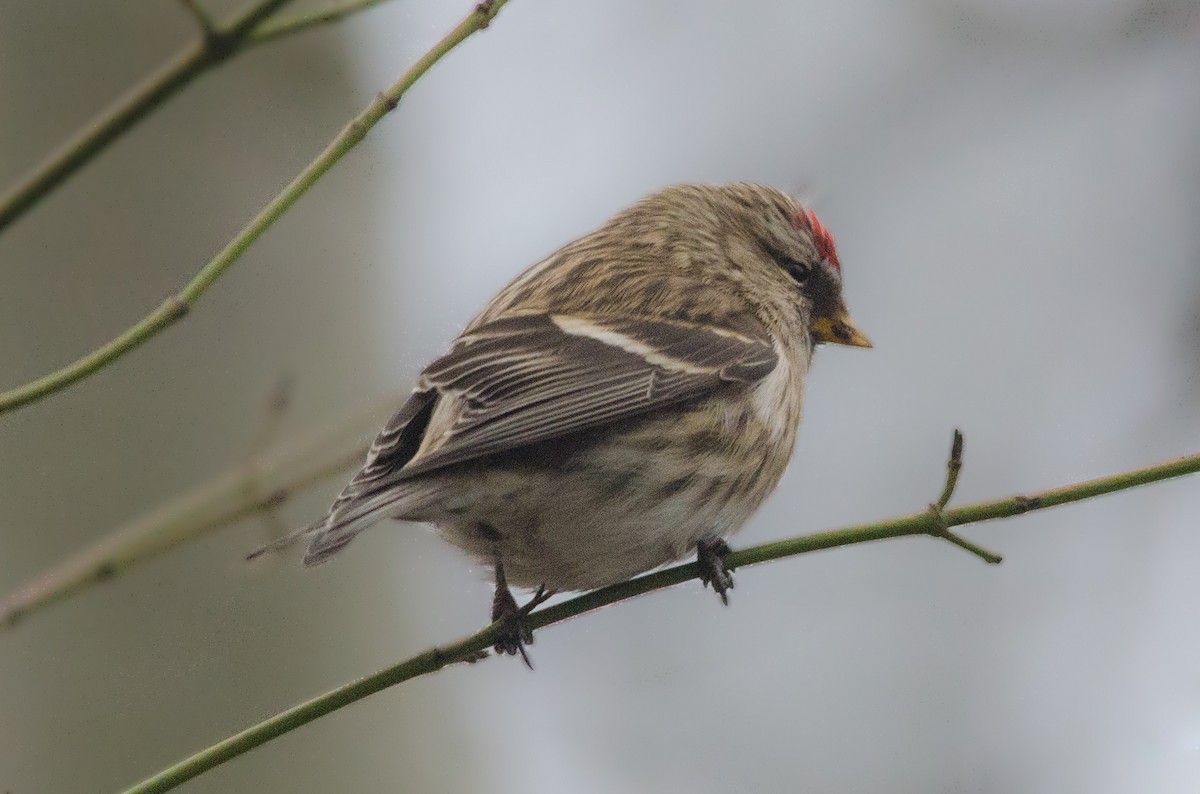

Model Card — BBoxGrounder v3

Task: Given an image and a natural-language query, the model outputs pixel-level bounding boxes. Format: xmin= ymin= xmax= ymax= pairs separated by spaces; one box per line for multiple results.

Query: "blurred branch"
xmin=0 ymin=0 xmax=400 ymax=235
xmin=241 ymin=376 xmax=296 ymax=541
xmin=0 ymin=0 xmax=298 ymax=234
xmin=177 ymin=0 xmax=220 ymax=39
xmin=118 ymin=439 xmax=1200 ymax=794
xmin=248 ymin=0 xmax=394 ymax=46
xmin=0 ymin=0 xmax=510 ymax=417
xmin=0 ymin=398 xmax=397 ymax=628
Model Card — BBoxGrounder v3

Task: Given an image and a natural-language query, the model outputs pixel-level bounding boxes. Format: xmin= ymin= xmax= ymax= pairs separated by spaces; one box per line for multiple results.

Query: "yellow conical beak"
xmin=811 ymin=310 xmax=872 ymax=348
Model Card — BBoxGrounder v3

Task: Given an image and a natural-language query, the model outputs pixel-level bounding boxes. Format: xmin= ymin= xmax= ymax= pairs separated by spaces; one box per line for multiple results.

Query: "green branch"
xmin=0 ymin=0 xmax=511 ymax=417
xmin=248 ymin=0 xmax=394 ymax=46
xmin=117 ymin=439 xmax=1200 ymax=794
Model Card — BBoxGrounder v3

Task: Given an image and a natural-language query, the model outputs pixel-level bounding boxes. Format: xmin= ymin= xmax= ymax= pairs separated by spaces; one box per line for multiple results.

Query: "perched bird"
xmin=254 ymin=183 xmax=870 ymax=665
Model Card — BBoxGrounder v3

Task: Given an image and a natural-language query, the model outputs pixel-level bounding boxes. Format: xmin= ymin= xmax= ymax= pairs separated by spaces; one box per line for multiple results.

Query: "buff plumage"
xmin=255 ymin=183 xmax=869 ymax=663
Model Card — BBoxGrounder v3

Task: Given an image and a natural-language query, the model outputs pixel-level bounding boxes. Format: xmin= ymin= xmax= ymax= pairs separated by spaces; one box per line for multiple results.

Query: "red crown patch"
xmin=791 ymin=207 xmax=841 ymax=271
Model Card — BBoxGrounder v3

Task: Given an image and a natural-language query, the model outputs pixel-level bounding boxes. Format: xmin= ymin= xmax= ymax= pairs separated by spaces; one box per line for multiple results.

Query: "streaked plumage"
xmin=257 ymin=183 xmax=869 ymax=661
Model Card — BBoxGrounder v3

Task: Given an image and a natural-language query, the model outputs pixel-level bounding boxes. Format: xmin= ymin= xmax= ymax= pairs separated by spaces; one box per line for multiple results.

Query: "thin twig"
xmin=248 ymin=0 xmax=393 ymax=46
xmin=924 ymin=429 xmax=1002 ymax=564
xmin=117 ymin=445 xmax=1200 ymax=794
xmin=0 ymin=398 xmax=397 ymax=628
xmin=243 ymin=376 xmax=296 ymax=541
xmin=935 ymin=428 xmax=964 ymax=509
xmin=0 ymin=0 xmax=510 ymax=417
xmin=178 ymin=0 xmax=219 ymax=39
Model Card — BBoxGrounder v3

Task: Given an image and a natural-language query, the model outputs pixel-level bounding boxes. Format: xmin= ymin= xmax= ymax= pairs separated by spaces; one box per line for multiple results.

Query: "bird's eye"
xmin=768 ymin=246 xmax=812 ymax=286
xmin=781 ymin=258 xmax=810 ymax=284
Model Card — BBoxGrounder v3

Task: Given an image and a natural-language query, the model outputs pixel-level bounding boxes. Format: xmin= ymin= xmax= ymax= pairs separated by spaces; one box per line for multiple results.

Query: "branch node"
xmin=1013 ymin=494 xmax=1042 ymax=513
xmin=179 ymin=0 xmax=218 ymax=38
xmin=260 ymin=489 xmax=289 ymax=510
xmin=344 ymin=118 xmax=369 ymax=145
xmin=430 ymin=644 xmax=487 ymax=669
xmin=163 ymin=295 xmax=191 ymax=321
xmin=179 ymin=0 xmax=238 ymax=59
xmin=377 ymin=91 xmax=399 ymax=112
xmin=925 ymin=429 xmax=1003 ymax=565
xmin=267 ymin=375 xmax=293 ymax=415
xmin=475 ymin=0 xmax=497 ymax=27
xmin=204 ymin=31 xmax=239 ymax=62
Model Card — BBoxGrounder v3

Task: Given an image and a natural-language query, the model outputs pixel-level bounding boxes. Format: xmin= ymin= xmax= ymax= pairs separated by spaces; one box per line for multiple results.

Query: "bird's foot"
xmin=697 ymin=537 xmax=734 ymax=605
xmin=491 ymin=582 xmax=553 ymax=668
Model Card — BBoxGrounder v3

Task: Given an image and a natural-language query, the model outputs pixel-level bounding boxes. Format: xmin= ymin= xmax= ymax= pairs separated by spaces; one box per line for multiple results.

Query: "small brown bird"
xmin=255 ymin=183 xmax=869 ymax=664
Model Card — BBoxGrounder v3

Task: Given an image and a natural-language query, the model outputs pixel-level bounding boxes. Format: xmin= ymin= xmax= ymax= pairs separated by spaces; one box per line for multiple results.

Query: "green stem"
xmin=935 ymin=428 xmax=964 ymax=508
xmin=248 ymin=0 xmax=394 ymax=45
xmin=0 ymin=297 xmax=189 ymax=415
xmin=118 ymin=447 xmax=1200 ymax=794
xmin=0 ymin=0 xmax=509 ymax=417
xmin=922 ymin=428 xmax=1002 ymax=564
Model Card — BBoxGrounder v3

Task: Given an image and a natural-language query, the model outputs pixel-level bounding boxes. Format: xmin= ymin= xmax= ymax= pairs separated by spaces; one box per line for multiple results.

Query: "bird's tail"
xmin=246 ymin=516 xmax=326 ymax=561
xmin=300 ymin=487 xmax=428 ymax=565
xmin=246 ymin=483 xmax=440 ymax=565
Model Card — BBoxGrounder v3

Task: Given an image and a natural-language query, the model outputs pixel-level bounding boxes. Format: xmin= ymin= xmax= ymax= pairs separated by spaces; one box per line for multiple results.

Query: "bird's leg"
xmin=490 ymin=560 xmax=553 ymax=668
xmin=697 ymin=537 xmax=734 ymax=605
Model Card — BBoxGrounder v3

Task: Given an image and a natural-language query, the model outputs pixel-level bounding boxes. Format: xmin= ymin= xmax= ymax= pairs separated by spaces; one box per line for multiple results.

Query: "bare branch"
xmin=0 ymin=0 xmax=511 ymax=416
xmin=247 ymin=0 xmax=393 ymax=46
xmin=116 ymin=443 xmax=1200 ymax=794
xmin=0 ymin=398 xmax=397 ymax=628
xmin=178 ymin=0 xmax=219 ymax=39
xmin=925 ymin=429 xmax=1003 ymax=564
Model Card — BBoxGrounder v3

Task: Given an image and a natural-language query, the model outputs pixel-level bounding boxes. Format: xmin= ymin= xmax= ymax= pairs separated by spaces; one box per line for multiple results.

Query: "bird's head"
xmin=709 ymin=183 xmax=871 ymax=349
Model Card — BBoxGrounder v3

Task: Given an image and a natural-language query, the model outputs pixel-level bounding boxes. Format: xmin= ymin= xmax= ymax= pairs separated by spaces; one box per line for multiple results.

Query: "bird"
xmin=252 ymin=183 xmax=870 ymax=665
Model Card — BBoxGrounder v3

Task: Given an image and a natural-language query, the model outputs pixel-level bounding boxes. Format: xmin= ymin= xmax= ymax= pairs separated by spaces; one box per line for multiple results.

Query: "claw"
xmin=697 ymin=537 xmax=734 ymax=605
xmin=491 ymin=566 xmax=553 ymax=668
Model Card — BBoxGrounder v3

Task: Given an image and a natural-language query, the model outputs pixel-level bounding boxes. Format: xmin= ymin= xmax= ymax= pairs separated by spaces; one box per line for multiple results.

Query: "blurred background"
xmin=1 ymin=0 xmax=1198 ymax=791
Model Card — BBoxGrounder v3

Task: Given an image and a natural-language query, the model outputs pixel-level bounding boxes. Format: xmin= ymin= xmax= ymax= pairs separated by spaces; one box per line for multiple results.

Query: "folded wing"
xmin=303 ymin=313 xmax=777 ymax=564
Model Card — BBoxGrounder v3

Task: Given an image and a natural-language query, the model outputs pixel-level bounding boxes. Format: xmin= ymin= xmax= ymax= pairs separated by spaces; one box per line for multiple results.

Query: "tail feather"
xmin=300 ymin=488 xmax=422 ymax=566
xmin=248 ymin=481 xmax=440 ymax=565
xmin=246 ymin=516 xmax=327 ymax=561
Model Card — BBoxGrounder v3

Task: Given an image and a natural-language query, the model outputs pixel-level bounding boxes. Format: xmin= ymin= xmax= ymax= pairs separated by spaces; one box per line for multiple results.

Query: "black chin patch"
xmin=802 ymin=261 xmax=842 ymax=319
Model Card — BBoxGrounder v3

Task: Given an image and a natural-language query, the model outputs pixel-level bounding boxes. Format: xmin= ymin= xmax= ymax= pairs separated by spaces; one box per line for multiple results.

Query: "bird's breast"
xmin=751 ymin=339 xmax=807 ymax=445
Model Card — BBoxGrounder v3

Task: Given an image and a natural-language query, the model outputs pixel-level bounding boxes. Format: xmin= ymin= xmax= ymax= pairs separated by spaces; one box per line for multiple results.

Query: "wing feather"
xmin=398 ymin=313 xmax=777 ymax=477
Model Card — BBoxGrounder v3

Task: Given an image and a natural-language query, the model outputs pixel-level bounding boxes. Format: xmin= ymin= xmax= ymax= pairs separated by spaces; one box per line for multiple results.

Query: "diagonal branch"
xmin=247 ymin=0 xmax=394 ymax=46
xmin=0 ymin=0 xmax=299 ymax=234
xmin=0 ymin=398 xmax=397 ymax=628
xmin=0 ymin=0 xmax=511 ymax=417
xmin=116 ymin=443 xmax=1200 ymax=794
xmin=177 ymin=0 xmax=220 ymax=40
